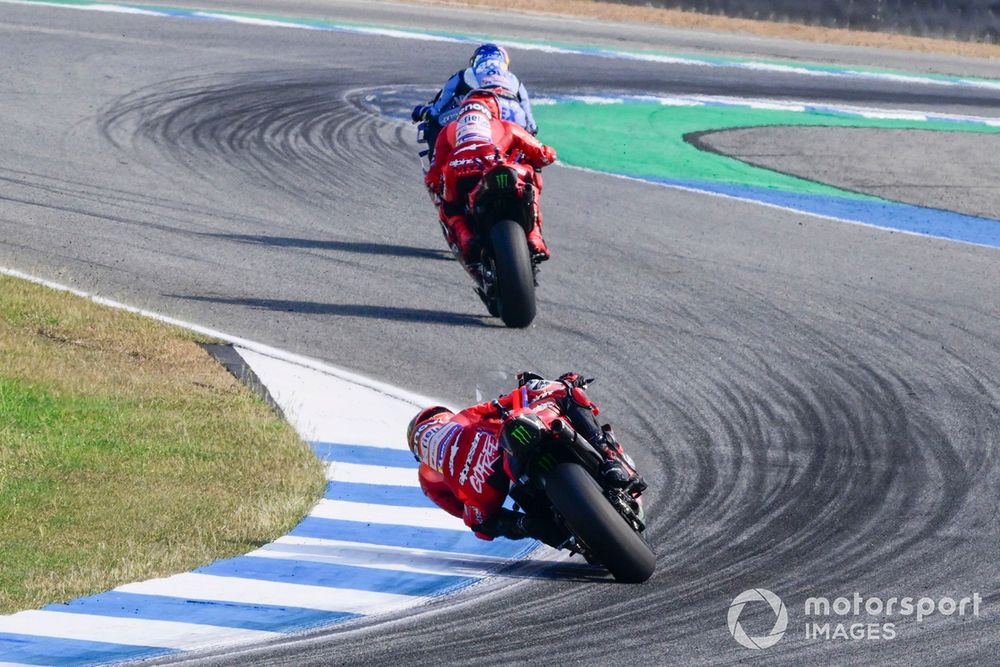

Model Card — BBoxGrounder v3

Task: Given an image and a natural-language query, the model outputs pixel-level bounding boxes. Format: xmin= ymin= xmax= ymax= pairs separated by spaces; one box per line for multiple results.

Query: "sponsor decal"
xmin=509 ymin=423 xmax=532 ymax=446
xmin=468 ymin=434 xmax=499 ymax=493
xmin=458 ymin=431 xmax=483 ymax=486
xmin=536 ymin=453 xmax=556 ymax=473
xmin=429 ymin=423 xmax=461 ymax=469
xmin=456 ymin=112 xmax=492 ymax=144
xmin=524 ymin=379 xmax=551 ymax=392
xmin=479 ymin=74 xmax=510 ymax=89
xmin=435 ymin=439 xmax=448 ymax=469
xmin=413 ymin=420 xmax=442 ymax=460
xmin=461 ymin=102 xmax=490 ymax=117
xmin=457 ymin=130 xmax=491 ymax=145
xmin=454 ymin=144 xmax=489 ymax=155
xmin=494 ymin=172 xmax=509 ymax=188
xmin=447 ymin=441 xmax=459 ymax=476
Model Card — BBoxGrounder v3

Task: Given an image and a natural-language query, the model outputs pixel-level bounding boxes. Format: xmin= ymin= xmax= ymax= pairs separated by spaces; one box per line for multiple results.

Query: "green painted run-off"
xmin=533 ymin=103 xmax=1000 ymax=201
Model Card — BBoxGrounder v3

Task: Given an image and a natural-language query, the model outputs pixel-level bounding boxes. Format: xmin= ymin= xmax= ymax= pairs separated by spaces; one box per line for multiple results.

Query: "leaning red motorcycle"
xmin=494 ymin=382 xmax=656 ymax=583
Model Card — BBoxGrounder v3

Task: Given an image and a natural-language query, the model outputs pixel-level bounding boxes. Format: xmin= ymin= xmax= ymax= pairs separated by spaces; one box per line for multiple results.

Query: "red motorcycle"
xmin=463 ymin=157 xmax=542 ymax=328
xmin=495 ymin=380 xmax=655 ymax=583
xmin=417 ymin=115 xmax=545 ymax=328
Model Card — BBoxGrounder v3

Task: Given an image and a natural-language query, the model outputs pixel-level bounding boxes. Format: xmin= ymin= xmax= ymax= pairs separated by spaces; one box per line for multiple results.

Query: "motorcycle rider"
xmin=412 ymin=43 xmax=538 ymax=157
xmin=406 ymin=372 xmax=643 ymax=545
xmin=424 ymin=88 xmax=557 ymax=269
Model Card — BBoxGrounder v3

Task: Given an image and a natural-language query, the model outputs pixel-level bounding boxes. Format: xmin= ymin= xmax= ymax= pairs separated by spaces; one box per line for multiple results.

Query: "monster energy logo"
xmin=536 ymin=454 xmax=556 ymax=472
xmin=494 ymin=172 xmax=509 ymax=188
xmin=510 ymin=423 xmax=531 ymax=445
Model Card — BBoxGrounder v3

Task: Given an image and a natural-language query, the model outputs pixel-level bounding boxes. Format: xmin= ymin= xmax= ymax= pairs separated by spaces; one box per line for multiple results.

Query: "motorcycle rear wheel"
xmin=544 ymin=462 xmax=656 ymax=583
xmin=489 ymin=219 xmax=536 ymax=328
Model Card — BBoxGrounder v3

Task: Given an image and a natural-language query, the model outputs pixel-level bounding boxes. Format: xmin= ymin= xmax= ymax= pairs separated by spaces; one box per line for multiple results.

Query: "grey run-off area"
xmin=696 ymin=126 xmax=1000 ymax=219
xmin=1 ymin=0 xmax=999 ymax=665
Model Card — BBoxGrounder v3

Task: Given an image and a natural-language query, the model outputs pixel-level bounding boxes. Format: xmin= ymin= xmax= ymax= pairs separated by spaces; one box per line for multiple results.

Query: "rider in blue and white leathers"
xmin=412 ymin=43 xmax=538 ymax=157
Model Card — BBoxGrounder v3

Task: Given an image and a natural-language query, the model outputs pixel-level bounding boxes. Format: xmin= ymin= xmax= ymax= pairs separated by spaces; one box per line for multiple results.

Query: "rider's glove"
xmin=540 ymin=145 xmax=557 ymax=166
xmin=424 ymin=171 xmax=439 ymax=192
xmin=558 ymin=372 xmax=586 ymax=388
xmin=411 ymin=104 xmax=430 ymax=123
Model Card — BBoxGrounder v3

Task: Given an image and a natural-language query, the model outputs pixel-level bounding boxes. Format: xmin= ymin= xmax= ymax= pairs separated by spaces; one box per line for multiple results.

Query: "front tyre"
xmin=489 ymin=219 xmax=536 ymax=328
xmin=544 ymin=463 xmax=656 ymax=583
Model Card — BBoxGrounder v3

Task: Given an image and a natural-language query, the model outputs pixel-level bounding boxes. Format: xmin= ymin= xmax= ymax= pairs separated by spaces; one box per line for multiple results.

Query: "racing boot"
xmin=599 ymin=458 xmax=631 ymax=489
xmin=480 ymin=509 xmax=568 ymax=548
xmin=600 ymin=425 xmax=647 ymax=492
xmin=444 ymin=214 xmax=480 ymax=268
xmin=526 ymin=203 xmax=550 ymax=262
xmin=526 ymin=223 xmax=550 ymax=263
xmin=515 ymin=512 xmax=570 ymax=548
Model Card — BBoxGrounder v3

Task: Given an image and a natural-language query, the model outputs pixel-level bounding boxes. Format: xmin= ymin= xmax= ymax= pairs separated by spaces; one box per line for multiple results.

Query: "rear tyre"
xmin=544 ymin=462 xmax=656 ymax=583
xmin=489 ymin=219 xmax=536 ymax=328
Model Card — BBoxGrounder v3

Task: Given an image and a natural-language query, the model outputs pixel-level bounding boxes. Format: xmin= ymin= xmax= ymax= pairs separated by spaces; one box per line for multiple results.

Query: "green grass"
xmin=0 ymin=275 xmax=325 ymax=612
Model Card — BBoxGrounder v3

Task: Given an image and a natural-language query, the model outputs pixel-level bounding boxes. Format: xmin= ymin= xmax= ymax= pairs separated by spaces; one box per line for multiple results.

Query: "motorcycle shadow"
xmin=173 ymin=295 xmax=496 ymax=328
xmin=256 ymin=540 xmax=611 ymax=583
xmin=202 ymin=232 xmax=453 ymax=261
xmin=492 ymin=553 xmax=614 ymax=583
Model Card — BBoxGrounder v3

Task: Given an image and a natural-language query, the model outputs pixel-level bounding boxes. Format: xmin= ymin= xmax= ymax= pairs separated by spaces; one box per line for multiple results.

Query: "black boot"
xmin=477 ymin=508 xmax=529 ymax=540
xmin=599 ymin=458 xmax=631 ymax=488
xmin=480 ymin=509 xmax=568 ymax=547
xmin=515 ymin=514 xmax=570 ymax=548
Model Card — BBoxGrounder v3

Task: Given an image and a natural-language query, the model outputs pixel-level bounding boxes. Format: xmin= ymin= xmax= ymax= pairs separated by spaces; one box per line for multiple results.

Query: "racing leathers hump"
xmin=427 ymin=66 xmax=537 ymax=134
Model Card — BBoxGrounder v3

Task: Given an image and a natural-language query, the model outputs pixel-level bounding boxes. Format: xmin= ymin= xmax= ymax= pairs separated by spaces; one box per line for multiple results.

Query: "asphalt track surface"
xmin=2 ymin=1 xmax=1000 ymax=664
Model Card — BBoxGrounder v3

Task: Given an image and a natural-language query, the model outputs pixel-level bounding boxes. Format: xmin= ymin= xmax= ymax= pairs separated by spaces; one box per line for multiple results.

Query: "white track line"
xmin=116 ymin=573 xmax=427 ymax=615
xmin=0 ymin=611 xmax=278 ymax=650
xmin=310 ymin=498 xmax=466 ymax=531
xmin=325 ymin=461 xmax=419 ymax=486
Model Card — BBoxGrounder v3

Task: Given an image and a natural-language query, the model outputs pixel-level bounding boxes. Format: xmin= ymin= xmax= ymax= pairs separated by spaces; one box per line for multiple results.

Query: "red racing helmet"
xmin=407 ymin=406 xmax=454 ymax=461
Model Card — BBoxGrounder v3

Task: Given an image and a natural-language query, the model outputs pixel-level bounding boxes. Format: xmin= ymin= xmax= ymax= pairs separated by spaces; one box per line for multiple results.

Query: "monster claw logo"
xmin=495 ymin=172 xmax=509 ymax=188
xmin=536 ymin=454 xmax=556 ymax=472
xmin=510 ymin=423 xmax=531 ymax=445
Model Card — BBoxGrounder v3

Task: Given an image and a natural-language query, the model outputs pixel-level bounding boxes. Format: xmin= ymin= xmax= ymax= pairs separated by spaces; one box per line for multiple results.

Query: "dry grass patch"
xmin=0 ymin=275 xmax=325 ymax=613
xmin=399 ymin=0 xmax=1000 ymax=60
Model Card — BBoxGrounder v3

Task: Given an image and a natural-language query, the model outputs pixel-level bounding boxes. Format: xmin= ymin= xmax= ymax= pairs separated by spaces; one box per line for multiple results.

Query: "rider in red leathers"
xmin=406 ymin=372 xmax=642 ymax=544
xmin=424 ymin=88 xmax=557 ymax=271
